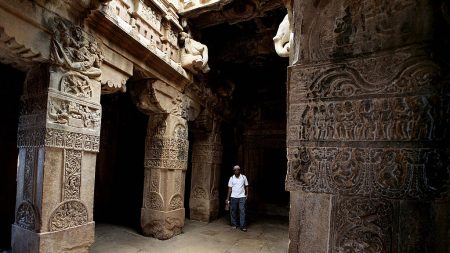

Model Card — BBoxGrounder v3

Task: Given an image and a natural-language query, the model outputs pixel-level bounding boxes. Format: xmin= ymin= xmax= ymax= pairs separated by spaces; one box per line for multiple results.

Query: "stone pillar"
xmin=130 ymin=80 xmax=190 ymax=240
xmin=141 ymin=113 xmax=189 ymax=239
xmin=287 ymin=1 xmax=450 ymax=252
xmin=189 ymin=120 xmax=222 ymax=222
xmin=12 ymin=18 xmax=103 ymax=253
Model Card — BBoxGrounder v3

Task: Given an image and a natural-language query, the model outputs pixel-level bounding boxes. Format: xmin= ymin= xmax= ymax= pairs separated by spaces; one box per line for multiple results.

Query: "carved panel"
xmin=289 ymin=48 xmax=443 ymax=102
xmin=16 ymin=201 xmax=39 ymax=231
xmin=286 ymin=147 xmax=449 ymax=198
xmin=289 ymin=95 xmax=447 ymax=142
xmin=150 ymin=169 xmax=160 ymax=192
xmin=45 ymin=129 xmax=100 ymax=152
xmin=47 ymin=94 xmax=101 ymax=130
xmin=50 ymin=17 xmax=103 ymax=79
xmin=23 ymin=148 xmax=37 ymax=202
xmin=146 ymin=191 xmax=164 ymax=211
xmin=145 ymin=137 xmax=189 ymax=170
xmin=192 ymin=187 xmax=207 ymax=199
xmin=49 ymin=200 xmax=88 ymax=231
xmin=330 ymin=196 xmax=394 ymax=253
xmin=296 ymin=0 xmax=431 ymax=63
xmin=60 ymin=72 xmax=93 ymax=98
xmin=169 ymin=194 xmax=183 ymax=210
xmin=63 ymin=149 xmax=82 ymax=200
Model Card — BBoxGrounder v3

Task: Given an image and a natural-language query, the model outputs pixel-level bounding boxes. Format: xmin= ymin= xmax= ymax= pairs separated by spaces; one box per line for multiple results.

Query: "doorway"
xmin=0 ymin=63 xmax=25 ymax=251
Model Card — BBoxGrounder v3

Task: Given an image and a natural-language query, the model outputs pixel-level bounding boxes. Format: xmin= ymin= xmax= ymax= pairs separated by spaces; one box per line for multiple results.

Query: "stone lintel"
xmin=87 ymin=8 xmax=191 ymax=90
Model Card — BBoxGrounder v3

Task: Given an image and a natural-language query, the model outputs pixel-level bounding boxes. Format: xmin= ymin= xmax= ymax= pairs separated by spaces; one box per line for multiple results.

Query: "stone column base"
xmin=141 ymin=208 xmax=185 ymax=240
xmin=189 ymin=198 xmax=219 ymax=222
xmin=11 ymin=222 xmax=95 ymax=253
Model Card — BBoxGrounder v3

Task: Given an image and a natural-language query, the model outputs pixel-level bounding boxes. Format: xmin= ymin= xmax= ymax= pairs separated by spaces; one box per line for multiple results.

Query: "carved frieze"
xmin=45 ymin=129 xmax=100 ymax=152
xmin=289 ymin=95 xmax=448 ymax=142
xmin=330 ymin=196 xmax=394 ymax=253
xmin=16 ymin=201 xmax=39 ymax=231
xmin=192 ymin=187 xmax=208 ymax=199
xmin=47 ymin=92 xmax=101 ymax=131
xmin=49 ymin=200 xmax=88 ymax=231
xmin=286 ymin=147 xmax=450 ymax=199
xmin=63 ymin=150 xmax=82 ymax=200
xmin=289 ymin=48 xmax=443 ymax=103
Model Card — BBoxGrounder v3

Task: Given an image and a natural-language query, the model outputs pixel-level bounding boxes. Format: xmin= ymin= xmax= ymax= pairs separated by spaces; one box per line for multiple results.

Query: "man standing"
xmin=226 ymin=165 xmax=249 ymax=232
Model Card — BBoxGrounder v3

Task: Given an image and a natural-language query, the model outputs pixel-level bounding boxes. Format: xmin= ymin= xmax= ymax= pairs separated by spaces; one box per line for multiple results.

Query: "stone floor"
xmin=92 ymin=215 xmax=289 ymax=253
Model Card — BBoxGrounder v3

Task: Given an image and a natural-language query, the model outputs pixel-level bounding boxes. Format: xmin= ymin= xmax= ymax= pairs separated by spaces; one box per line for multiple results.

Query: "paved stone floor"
xmin=92 ymin=216 xmax=289 ymax=253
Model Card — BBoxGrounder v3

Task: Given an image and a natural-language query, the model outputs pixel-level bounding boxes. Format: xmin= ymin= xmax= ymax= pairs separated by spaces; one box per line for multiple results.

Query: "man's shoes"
xmin=240 ymin=227 xmax=247 ymax=232
xmin=231 ymin=225 xmax=238 ymax=229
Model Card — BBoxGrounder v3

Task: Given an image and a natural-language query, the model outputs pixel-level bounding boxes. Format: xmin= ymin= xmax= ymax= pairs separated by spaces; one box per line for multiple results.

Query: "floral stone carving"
xmin=49 ymin=200 xmax=88 ymax=231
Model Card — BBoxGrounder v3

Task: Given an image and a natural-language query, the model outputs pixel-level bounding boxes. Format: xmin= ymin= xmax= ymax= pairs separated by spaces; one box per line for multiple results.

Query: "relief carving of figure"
xmin=50 ymin=19 xmax=103 ymax=79
xmin=292 ymin=147 xmax=315 ymax=185
xmin=359 ymin=99 xmax=377 ymax=140
xmin=273 ymin=14 xmax=292 ymax=57
xmin=180 ymin=32 xmax=210 ymax=74
xmin=377 ymin=151 xmax=405 ymax=189
xmin=392 ymin=97 xmax=410 ymax=140
xmin=377 ymin=99 xmax=393 ymax=140
xmin=314 ymin=105 xmax=327 ymax=140
xmin=332 ymin=150 xmax=359 ymax=188
xmin=342 ymin=101 xmax=356 ymax=140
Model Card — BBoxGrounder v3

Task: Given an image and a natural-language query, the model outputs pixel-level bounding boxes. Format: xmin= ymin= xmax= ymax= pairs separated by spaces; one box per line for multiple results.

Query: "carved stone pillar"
xmin=12 ymin=18 xmax=103 ymax=253
xmin=287 ymin=1 xmax=450 ymax=252
xmin=189 ymin=119 xmax=222 ymax=222
xmin=130 ymin=80 xmax=190 ymax=240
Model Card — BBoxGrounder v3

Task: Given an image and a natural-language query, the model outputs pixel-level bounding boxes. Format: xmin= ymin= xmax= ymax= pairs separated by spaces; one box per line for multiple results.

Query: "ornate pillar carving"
xmin=189 ymin=113 xmax=222 ymax=222
xmin=287 ymin=1 xmax=450 ymax=252
xmin=12 ymin=17 xmax=103 ymax=253
xmin=130 ymin=79 xmax=190 ymax=240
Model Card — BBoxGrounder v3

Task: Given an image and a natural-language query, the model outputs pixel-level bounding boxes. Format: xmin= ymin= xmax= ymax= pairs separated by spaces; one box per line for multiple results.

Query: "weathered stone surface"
xmin=11 ymin=17 xmax=103 ymax=252
xmin=287 ymin=0 xmax=450 ymax=252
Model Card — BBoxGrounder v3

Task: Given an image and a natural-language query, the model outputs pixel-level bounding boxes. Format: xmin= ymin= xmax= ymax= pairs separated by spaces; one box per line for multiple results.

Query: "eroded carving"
xmin=49 ymin=200 xmax=88 ymax=231
xmin=146 ymin=192 xmax=164 ymax=210
xmin=287 ymin=147 xmax=449 ymax=198
xmin=331 ymin=196 xmax=393 ymax=253
xmin=169 ymin=194 xmax=183 ymax=210
xmin=16 ymin=201 xmax=39 ymax=231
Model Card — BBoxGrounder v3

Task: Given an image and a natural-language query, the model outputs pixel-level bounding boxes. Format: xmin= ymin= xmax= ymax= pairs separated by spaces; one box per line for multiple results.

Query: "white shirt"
xmin=228 ymin=174 xmax=249 ymax=198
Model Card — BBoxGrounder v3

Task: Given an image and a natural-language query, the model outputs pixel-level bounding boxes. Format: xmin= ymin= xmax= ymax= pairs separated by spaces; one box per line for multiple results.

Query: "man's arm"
xmin=245 ymin=186 xmax=249 ymax=197
xmin=226 ymin=187 xmax=232 ymax=203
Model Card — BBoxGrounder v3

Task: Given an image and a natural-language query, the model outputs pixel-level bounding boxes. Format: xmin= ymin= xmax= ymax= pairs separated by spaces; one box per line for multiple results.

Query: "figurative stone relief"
xmin=286 ymin=147 xmax=449 ymax=199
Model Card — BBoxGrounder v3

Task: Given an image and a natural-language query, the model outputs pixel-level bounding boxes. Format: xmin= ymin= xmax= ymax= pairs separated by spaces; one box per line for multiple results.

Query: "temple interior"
xmin=0 ymin=0 xmax=449 ymax=252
